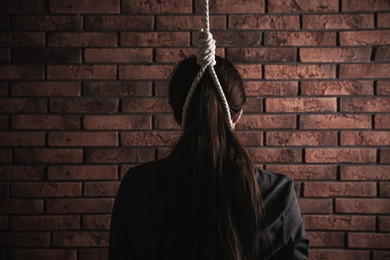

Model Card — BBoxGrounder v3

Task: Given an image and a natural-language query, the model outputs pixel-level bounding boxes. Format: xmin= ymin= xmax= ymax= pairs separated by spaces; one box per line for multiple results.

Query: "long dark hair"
xmin=164 ymin=56 xmax=263 ymax=259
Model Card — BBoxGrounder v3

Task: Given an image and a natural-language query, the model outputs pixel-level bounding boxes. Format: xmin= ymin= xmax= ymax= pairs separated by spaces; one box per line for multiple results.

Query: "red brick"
xmin=229 ymin=15 xmax=299 ymax=29
xmin=0 ymin=98 xmax=46 ymax=113
xmin=0 ymin=65 xmax=44 ymax=79
xmin=341 ymin=97 xmax=390 ymax=112
xmin=154 ymin=115 xmax=180 ymax=130
xmin=12 ymin=115 xmax=80 ymax=130
xmin=85 ymin=15 xmax=153 ymax=30
xmin=266 ymin=97 xmax=336 ymax=112
xmin=79 ymin=249 xmax=108 ymax=260
xmin=85 ymin=148 xmax=154 ymax=163
xmin=379 ymin=216 xmax=390 ymax=231
xmin=236 ymin=131 xmax=263 ymax=146
xmin=14 ymin=148 xmax=83 ymax=163
xmin=157 ymin=15 xmax=226 ymax=30
xmin=306 ymin=148 xmax=376 ymax=163
xmin=46 ymin=199 xmax=113 ymax=214
xmin=119 ymin=65 xmax=173 ymax=80
xmin=49 ymin=132 xmax=118 ymax=146
xmin=340 ymin=166 xmax=390 ymax=180
xmin=0 ymin=0 xmax=46 ymax=13
xmin=0 ymin=132 xmax=45 ymax=146
xmin=192 ymin=31 xmax=262 ymax=47
xmin=12 ymin=182 xmax=81 ymax=197
xmin=0 ymin=166 xmax=44 ymax=181
xmin=0 ymin=115 xmax=8 ymax=129
xmin=298 ymin=198 xmax=332 ymax=213
xmin=0 ymin=48 xmax=10 ymax=63
xmin=83 ymin=215 xmax=111 ymax=230
xmin=266 ymin=165 xmax=336 ymax=180
xmin=340 ymin=64 xmax=390 ymax=79
xmin=268 ymin=0 xmax=338 ymax=12
xmin=341 ymin=131 xmax=390 ymax=146
xmin=300 ymin=47 xmax=370 ymax=62
xmin=226 ymin=47 xmax=296 ymax=62
xmin=266 ymin=131 xmax=337 ymax=146
xmin=50 ymin=0 xmax=119 ymax=13
xmin=336 ymin=199 xmax=390 ymax=213
xmin=301 ymin=80 xmax=373 ymax=95
xmin=8 ymin=249 xmax=76 ymax=260
xmin=302 ymin=14 xmax=373 ymax=29
xmin=247 ymin=148 xmax=301 ymax=163
xmin=52 ymin=231 xmax=108 ymax=247
xmin=378 ymin=13 xmax=390 ymax=28
xmin=48 ymin=33 xmax=117 ymax=47
xmin=303 ymin=215 xmax=375 ymax=231
xmin=342 ymin=0 xmax=390 ymax=11
xmin=340 ymin=31 xmax=390 ymax=45
xmin=11 ymin=82 xmax=80 ymax=96
xmin=375 ymin=46 xmax=390 ymax=61
xmin=309 ymin=250 xmax=369 ymax=260
xmin=121 ymin=131 xmax=181 ymax=147
xmin=381 ymin=149 xmax=390 ymax=163
xmin=84 ymin=82 xmax=151 ymax=96
xmin=265 ymin=32 xmax=336 ymax=46
xmin=85 ymin=48 xmax=152 ymax=63
xmin=265 ymin=64 xmax=335 ymax=79
xmin=0 ymin=232 xmax=50 ymax=247
xmin=50 ymin=98 xmax=118 ymax=113
xmin=13 ymin=48 xmax=81 ymax=64
xmin=0 ymin=149 xmax=11 ymax=163
xmin=373 ymin=251 xmax=390 ymax=260
xmin=300 ymin=114 xmax=371 ymax=129
xmin=237 ymin=115 xmax=296 ymax=129
xmin=11 ymin=215 xmax=80 ymax=231
xmin=380 ymin=182 xmax=390 ymax=197
xmin=195 ymin=0 xmax=264 ymax=13
xmin=307 ymin=232 xmax=344 ymax=247
xmin=245 ymin=81 xmax=298 ymax=96
xmin=122 ymin=98 xmax=170 ymax=113
xmin=0 ymin=32 xmax=44 ymax=46
xmin=243 ymin=97 xmax=262 ymax=113
xmin=12 ymin=15 xmax=82 ymax=30
xmin=83 ymin=115 xmax=151 ymax=130
xmin=0 ymin=199 xmax=43 ymax=214
xmin=48 ymin=65 xmax=116 ymax=79
xmin=48 ymin=165 xmax=117 ymax=180
xmin=235 ymin=64 xmax=262 ymax=79
xmin=84 ymin=182 xmax=119 ymax=197
xmin=155 ymin=47 xmax=224 ymax=63
xmin=122 ymin=0 xmax=191 ymax=14
xmin=304 ymin=182 xmax=376 ymax=197
xmin=121 ymin=32 xmax=189 ymax=47
xmin=349 ymin=233 xmax=390 ymax=249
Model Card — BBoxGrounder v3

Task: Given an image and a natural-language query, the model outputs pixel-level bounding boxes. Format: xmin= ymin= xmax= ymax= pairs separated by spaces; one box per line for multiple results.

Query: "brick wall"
xmin=0 ymin=0 xmax=389 ymax=259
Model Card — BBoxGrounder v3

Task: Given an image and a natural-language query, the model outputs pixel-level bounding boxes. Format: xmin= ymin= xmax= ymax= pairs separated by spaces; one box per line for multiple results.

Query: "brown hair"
xmin=165 ymin=56 xmax=263 ymax=259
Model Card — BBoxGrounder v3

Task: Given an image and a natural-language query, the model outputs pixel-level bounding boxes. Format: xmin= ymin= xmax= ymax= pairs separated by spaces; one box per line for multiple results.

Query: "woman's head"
xmin=166 ymin=56 xmax=263 ymax=260
xmin=169 ymin=56 xmax=245 ymax=129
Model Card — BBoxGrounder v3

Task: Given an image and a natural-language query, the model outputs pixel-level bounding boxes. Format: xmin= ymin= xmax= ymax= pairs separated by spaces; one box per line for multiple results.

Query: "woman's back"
xmin=109 ymin=155 xmax=308 ymax=259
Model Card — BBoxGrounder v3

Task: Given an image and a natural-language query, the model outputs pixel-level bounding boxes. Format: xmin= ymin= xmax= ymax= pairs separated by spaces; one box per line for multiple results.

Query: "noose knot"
xmin=196 ymin=29 xmax=216 ymax=67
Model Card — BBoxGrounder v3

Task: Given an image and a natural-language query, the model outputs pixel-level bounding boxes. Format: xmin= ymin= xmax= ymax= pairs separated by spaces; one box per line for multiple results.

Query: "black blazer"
xmin=109 ymin=157 xmax=309 ymax=259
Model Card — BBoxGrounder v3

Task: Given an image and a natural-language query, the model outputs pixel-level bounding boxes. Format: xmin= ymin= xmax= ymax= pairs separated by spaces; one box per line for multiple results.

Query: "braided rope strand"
xmin=181 ymin=0 xmax=233 ymax=129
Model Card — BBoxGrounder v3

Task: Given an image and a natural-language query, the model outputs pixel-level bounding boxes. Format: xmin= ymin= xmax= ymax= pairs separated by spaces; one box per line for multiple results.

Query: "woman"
xmin=109 ymin=56 xmax=309 ymax=259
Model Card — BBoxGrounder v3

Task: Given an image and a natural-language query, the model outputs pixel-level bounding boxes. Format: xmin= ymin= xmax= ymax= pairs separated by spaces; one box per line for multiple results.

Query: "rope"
xmin=181 ymin=0 xmax=233 ymax=129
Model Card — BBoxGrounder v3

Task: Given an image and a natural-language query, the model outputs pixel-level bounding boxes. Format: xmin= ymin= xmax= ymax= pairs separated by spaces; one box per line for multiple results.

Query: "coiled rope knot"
xmin=196 ymin=29 xmax=216 ymax=67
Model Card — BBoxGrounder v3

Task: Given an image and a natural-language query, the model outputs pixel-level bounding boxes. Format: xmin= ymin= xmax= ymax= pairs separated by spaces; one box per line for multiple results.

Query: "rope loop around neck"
xmin=180 ymin=0 xmax=233 ymax=130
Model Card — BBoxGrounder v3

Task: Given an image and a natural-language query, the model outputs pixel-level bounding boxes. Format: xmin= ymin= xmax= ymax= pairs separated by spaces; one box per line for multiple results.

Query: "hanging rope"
xmin=181 ymin=0 xmax=233 ymax=129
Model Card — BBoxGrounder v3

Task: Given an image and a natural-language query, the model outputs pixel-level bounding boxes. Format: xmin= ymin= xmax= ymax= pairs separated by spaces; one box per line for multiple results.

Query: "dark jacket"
xmin=109 ymin=157 xmax=309 ymax=259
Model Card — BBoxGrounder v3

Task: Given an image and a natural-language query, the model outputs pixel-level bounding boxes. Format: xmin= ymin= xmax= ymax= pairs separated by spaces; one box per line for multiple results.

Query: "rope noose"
xmin=181 ymin=0 xmax=233 ymax=129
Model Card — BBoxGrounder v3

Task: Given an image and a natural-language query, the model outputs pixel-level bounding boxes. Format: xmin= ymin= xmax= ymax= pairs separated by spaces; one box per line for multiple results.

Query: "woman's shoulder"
xmin=256 ymin=168 xmax=296 ymax=216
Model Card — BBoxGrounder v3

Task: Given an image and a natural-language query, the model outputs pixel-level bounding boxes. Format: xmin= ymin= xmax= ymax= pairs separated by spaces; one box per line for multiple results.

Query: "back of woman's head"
xmin=166 ymin=56 xmax=263 ymax=260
